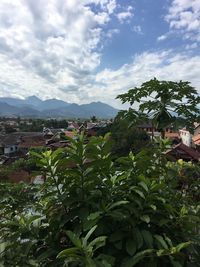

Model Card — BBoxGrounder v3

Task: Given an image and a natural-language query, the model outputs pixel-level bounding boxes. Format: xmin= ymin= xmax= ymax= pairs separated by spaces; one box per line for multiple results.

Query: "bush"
xmin=0 ymin=134 xmax=200 ymax=266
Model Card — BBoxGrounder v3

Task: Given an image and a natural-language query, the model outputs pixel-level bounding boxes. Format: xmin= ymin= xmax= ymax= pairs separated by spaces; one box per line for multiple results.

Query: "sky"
xmin=0 ymin=0 xmax=199 ymax=108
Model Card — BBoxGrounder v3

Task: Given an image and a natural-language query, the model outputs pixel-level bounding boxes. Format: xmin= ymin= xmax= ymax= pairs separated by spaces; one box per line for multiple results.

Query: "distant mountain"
xmin=25 ymin=96 xmax=43 ymax=107
xmin=0 ymin=102 xmax=20 ymax=116
xmin=38 ymin=99 xmax=70 ymax=110
xmin=81 ymin=102 xmax=118 ymax=118
xmin=0 ymin=97 xmax=26 ymax=107
xmin=0 ymin=96 xmax=118 ymax=118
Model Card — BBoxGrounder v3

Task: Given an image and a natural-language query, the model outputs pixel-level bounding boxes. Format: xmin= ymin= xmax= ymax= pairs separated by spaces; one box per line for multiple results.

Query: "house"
xmin=67 ymin=122 xmax=79 ymax=131
xmin=179 ymin=128 xmax=192 ymax=147
xmin=165 ymin=143 xmax=200 ymax=162
xmin=0 ymin=132 xmax=45 ymax=155
xmin=192 ymin=134 xmax=200 ymax=152
xmin=64 ymin=131 xmax=77 ymax=139
xmin=86 ymin=123 xmax=99 ymax=136
xmin=0 ymin=133 xmax=21 ymax=155
xmin=194 ymin=123 xmax=200 ymax=136
xmin=165 ymin=132 xmax=180 ymax=144
xmin=43 ymin=127 xmax=65 ymax=138
xmin=138 ymin=123 xmax=178 ymax=140
xmin=18 ymin=134 xmax=46 ymax=153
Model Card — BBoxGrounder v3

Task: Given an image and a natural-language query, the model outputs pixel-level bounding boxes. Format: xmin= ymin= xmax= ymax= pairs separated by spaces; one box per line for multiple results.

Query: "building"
xmin=0 ymin=132 xmax=45 ymax=155
xmin=179 ymin=128 xmax=192 ymax=147
xmin=192 ymin=134 xmax=200 ymax=152
xmin=194 ymin=123 xmax=200 ymax=136
xmin=165 ymin=143 xmax=200 ymax=162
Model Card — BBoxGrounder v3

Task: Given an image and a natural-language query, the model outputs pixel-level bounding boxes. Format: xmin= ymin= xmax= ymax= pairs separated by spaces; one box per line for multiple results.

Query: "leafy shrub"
xmin=0 ymin=134 xmax=200 ymax=266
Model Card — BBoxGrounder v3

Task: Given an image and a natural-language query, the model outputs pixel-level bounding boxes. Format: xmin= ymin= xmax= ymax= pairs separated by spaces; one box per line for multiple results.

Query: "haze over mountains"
xmin=0 ymin=96 xmax=118 ymax=118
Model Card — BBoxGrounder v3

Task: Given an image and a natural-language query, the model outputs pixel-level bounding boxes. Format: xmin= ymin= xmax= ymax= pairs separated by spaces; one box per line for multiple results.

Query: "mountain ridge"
xmin=0 ymin=96 xmax=118 ymax=118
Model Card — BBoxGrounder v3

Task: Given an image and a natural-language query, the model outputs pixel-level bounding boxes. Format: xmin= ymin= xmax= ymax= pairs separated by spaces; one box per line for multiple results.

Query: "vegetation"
xmin=117 ymin=78 xmax=200 ymax=137
xmin=0 ymin=79 xmax=200 ymax=266
xmin=0 ymin=117 xmax=69 ymax=133
xmin=98 ymin=114 xmax=150 ymax=156
xmin=0 ymin=134 xmax=200 ymax=266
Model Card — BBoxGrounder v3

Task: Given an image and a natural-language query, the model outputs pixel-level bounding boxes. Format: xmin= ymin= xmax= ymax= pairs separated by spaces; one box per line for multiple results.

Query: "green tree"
xmin=117 ymin=78 xmax=200 ymax=138
xmin=1 ymin=134 xmax=200 ymax=266
xmin=99 ymin=113 xmax=150 ymax=156
xmin=91 ymin=115 xmax=98 ymax=123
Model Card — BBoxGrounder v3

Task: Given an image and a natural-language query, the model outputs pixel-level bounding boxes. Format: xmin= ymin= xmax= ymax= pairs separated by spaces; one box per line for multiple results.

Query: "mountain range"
xmin=0 ymin=96 xmax=118 ymax=118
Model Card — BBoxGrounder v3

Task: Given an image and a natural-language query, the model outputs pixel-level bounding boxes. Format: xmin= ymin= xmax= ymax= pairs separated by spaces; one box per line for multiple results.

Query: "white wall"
xmin=179 ymin=129 xmax=192 ymax=147
xmin=4 ymin=145 xmax=18 ymax=154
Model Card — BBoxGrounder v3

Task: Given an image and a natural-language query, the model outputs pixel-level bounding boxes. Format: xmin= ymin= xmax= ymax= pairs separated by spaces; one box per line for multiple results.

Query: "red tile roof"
xmin=64 ymin=131 xmax=76 ymax=138
xmin=165 ymin=143 xmax=200 ymax=161
xmin=165 ymin=132 xmax=180 ymax=139
xmin=18 ymin=135 xmax=46 ymax=148
xmin=193 ymin=134 xmax=200 ymax=145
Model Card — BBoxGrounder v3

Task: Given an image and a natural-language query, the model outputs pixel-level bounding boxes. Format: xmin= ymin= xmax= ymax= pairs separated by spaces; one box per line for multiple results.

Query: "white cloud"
xmin=157 ymin=34 xmax=168 ymax=41
xmin=87 ymin=50 xmax=200 ymax=108
xmin=165 ymin=0 xmax=200 ymax=42
xmin=116 ymin=6 xmax=133 ymax=23
xmin=106 ymin=0 xmax=117 ymax=14
xmin=185 ymin=43 xmax=198 ymax=49
xmin=0 ymin=0 xmax=199 ymax=110
xmin=0 ymin=0 xmax=119 ymax=101
xmin=106 ymin=28 xmax=120 ymax=38
xmin=132 ymin=25 xmax=143 ymax=35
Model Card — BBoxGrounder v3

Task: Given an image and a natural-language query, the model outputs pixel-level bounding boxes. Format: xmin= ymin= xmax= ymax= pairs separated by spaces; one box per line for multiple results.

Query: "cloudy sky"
xmin=0 ymin=0 xmax=199 ymax=108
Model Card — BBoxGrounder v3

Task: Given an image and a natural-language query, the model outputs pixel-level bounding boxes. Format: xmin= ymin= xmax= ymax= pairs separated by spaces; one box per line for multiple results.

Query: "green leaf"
xmin=133 ymin=228 xmax=143 ymax=249
xmin=106 ymin=201 xmax=129 ymax=211
xmin=57 ymin=247 xmax=80 ymax=258
xmin=83 ymin=225 xmax=97 ymax=247
xmin=140 ymin=215 xmax=150 ymax=224
xmin=154 ymin=235 xmax=168 ymax=249
xmin=141 ymin=230 xmax=153 ymax=248
xmin=138 ymin=181 xmax=149 ymax=192
xmin=133 ymin=188 xmax=145 ymax=199
xmin=126 ymin=239 xmax=137 ymax=256
xmin=66 ymin=231 xmax=82 ymax=248
xmin=88 ymin=236 xmax=107 ymax=252
xmin=87 ymin=212 xmax=102 ymax=221
xmin=122 ymin=249 xmax=156 ymax=267
xmin=173 ymin=241 xmax=192 ymax=253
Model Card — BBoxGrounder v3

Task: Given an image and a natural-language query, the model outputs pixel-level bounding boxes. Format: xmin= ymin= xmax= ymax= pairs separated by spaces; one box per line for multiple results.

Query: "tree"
xmin=97 ymin=113 xmax=150 ymax=155
xmin=91 ymin=115 xmax=98 ymax=122
xmin=117 ymin=78 xmax=200 ymax=138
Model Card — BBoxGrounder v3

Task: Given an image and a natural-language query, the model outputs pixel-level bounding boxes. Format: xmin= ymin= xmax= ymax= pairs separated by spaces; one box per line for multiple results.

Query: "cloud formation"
xmin=165 ymin=0 xmax=200 ymax=43
xmin=116 ymin=6 xmax=133 ymax=23
xmin=0 ymin=0 xmax=120 ymax=100
xmin=0 ymin=0 xmax=199 ymax=109
xmin=90 ymin=51 xmax=200 ymax=108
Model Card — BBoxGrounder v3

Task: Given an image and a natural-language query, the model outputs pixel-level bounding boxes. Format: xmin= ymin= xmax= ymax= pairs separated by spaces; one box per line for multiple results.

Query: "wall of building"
xmin=194 ymin=126 xmax=200 ymax=136
xmin=179 ymin=130 xmax=192 ymax=147
xmin=4 ymin=145 xmax=18 ymax=155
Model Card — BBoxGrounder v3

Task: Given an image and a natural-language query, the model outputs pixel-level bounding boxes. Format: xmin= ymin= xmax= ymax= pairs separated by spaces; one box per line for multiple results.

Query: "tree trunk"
xmin=161 ymin=129 xmax=165 ymax=139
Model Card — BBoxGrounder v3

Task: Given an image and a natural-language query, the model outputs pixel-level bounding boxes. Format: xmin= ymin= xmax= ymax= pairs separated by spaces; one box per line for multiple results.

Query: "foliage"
xmin=117 ymin=78 xmax=200 ymax=137
xmin=0 ymin=134 xmax=200 ymax=266
xmin=108 ymin=113 xmax=150 ymax=155
xmin=0 ymin=158 xmax=39 ymax=182
xmin=0 ymin=166 xmax=13 ymax=181
xmin=91 ymin=116 xmax=98 ymax=123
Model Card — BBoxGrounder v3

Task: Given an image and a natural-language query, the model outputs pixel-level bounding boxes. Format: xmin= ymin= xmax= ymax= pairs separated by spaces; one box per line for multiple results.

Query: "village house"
xmin=165 ymin=143 xmax=200 ymax=162
xmin=179 ymin=128 xmax=192 ymax=147
xmin=194 ymin=123 xmax=200 ymax=136
xmin=192 ymin=134 xmax=200 ymax=152
xmin=18 ymin=134 xmax=46 ymax=153
xmin=138 ymin=123 xmax=180 ymax=142
xmin=0 ymin=132 xmax=45 ymax=156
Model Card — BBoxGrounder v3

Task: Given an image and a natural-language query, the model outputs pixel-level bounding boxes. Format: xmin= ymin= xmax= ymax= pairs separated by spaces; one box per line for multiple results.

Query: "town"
xmin=1 ymin=0 xmax=200 ymax=265
xmin=1 ymin=116 xmax=200 ymax=183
